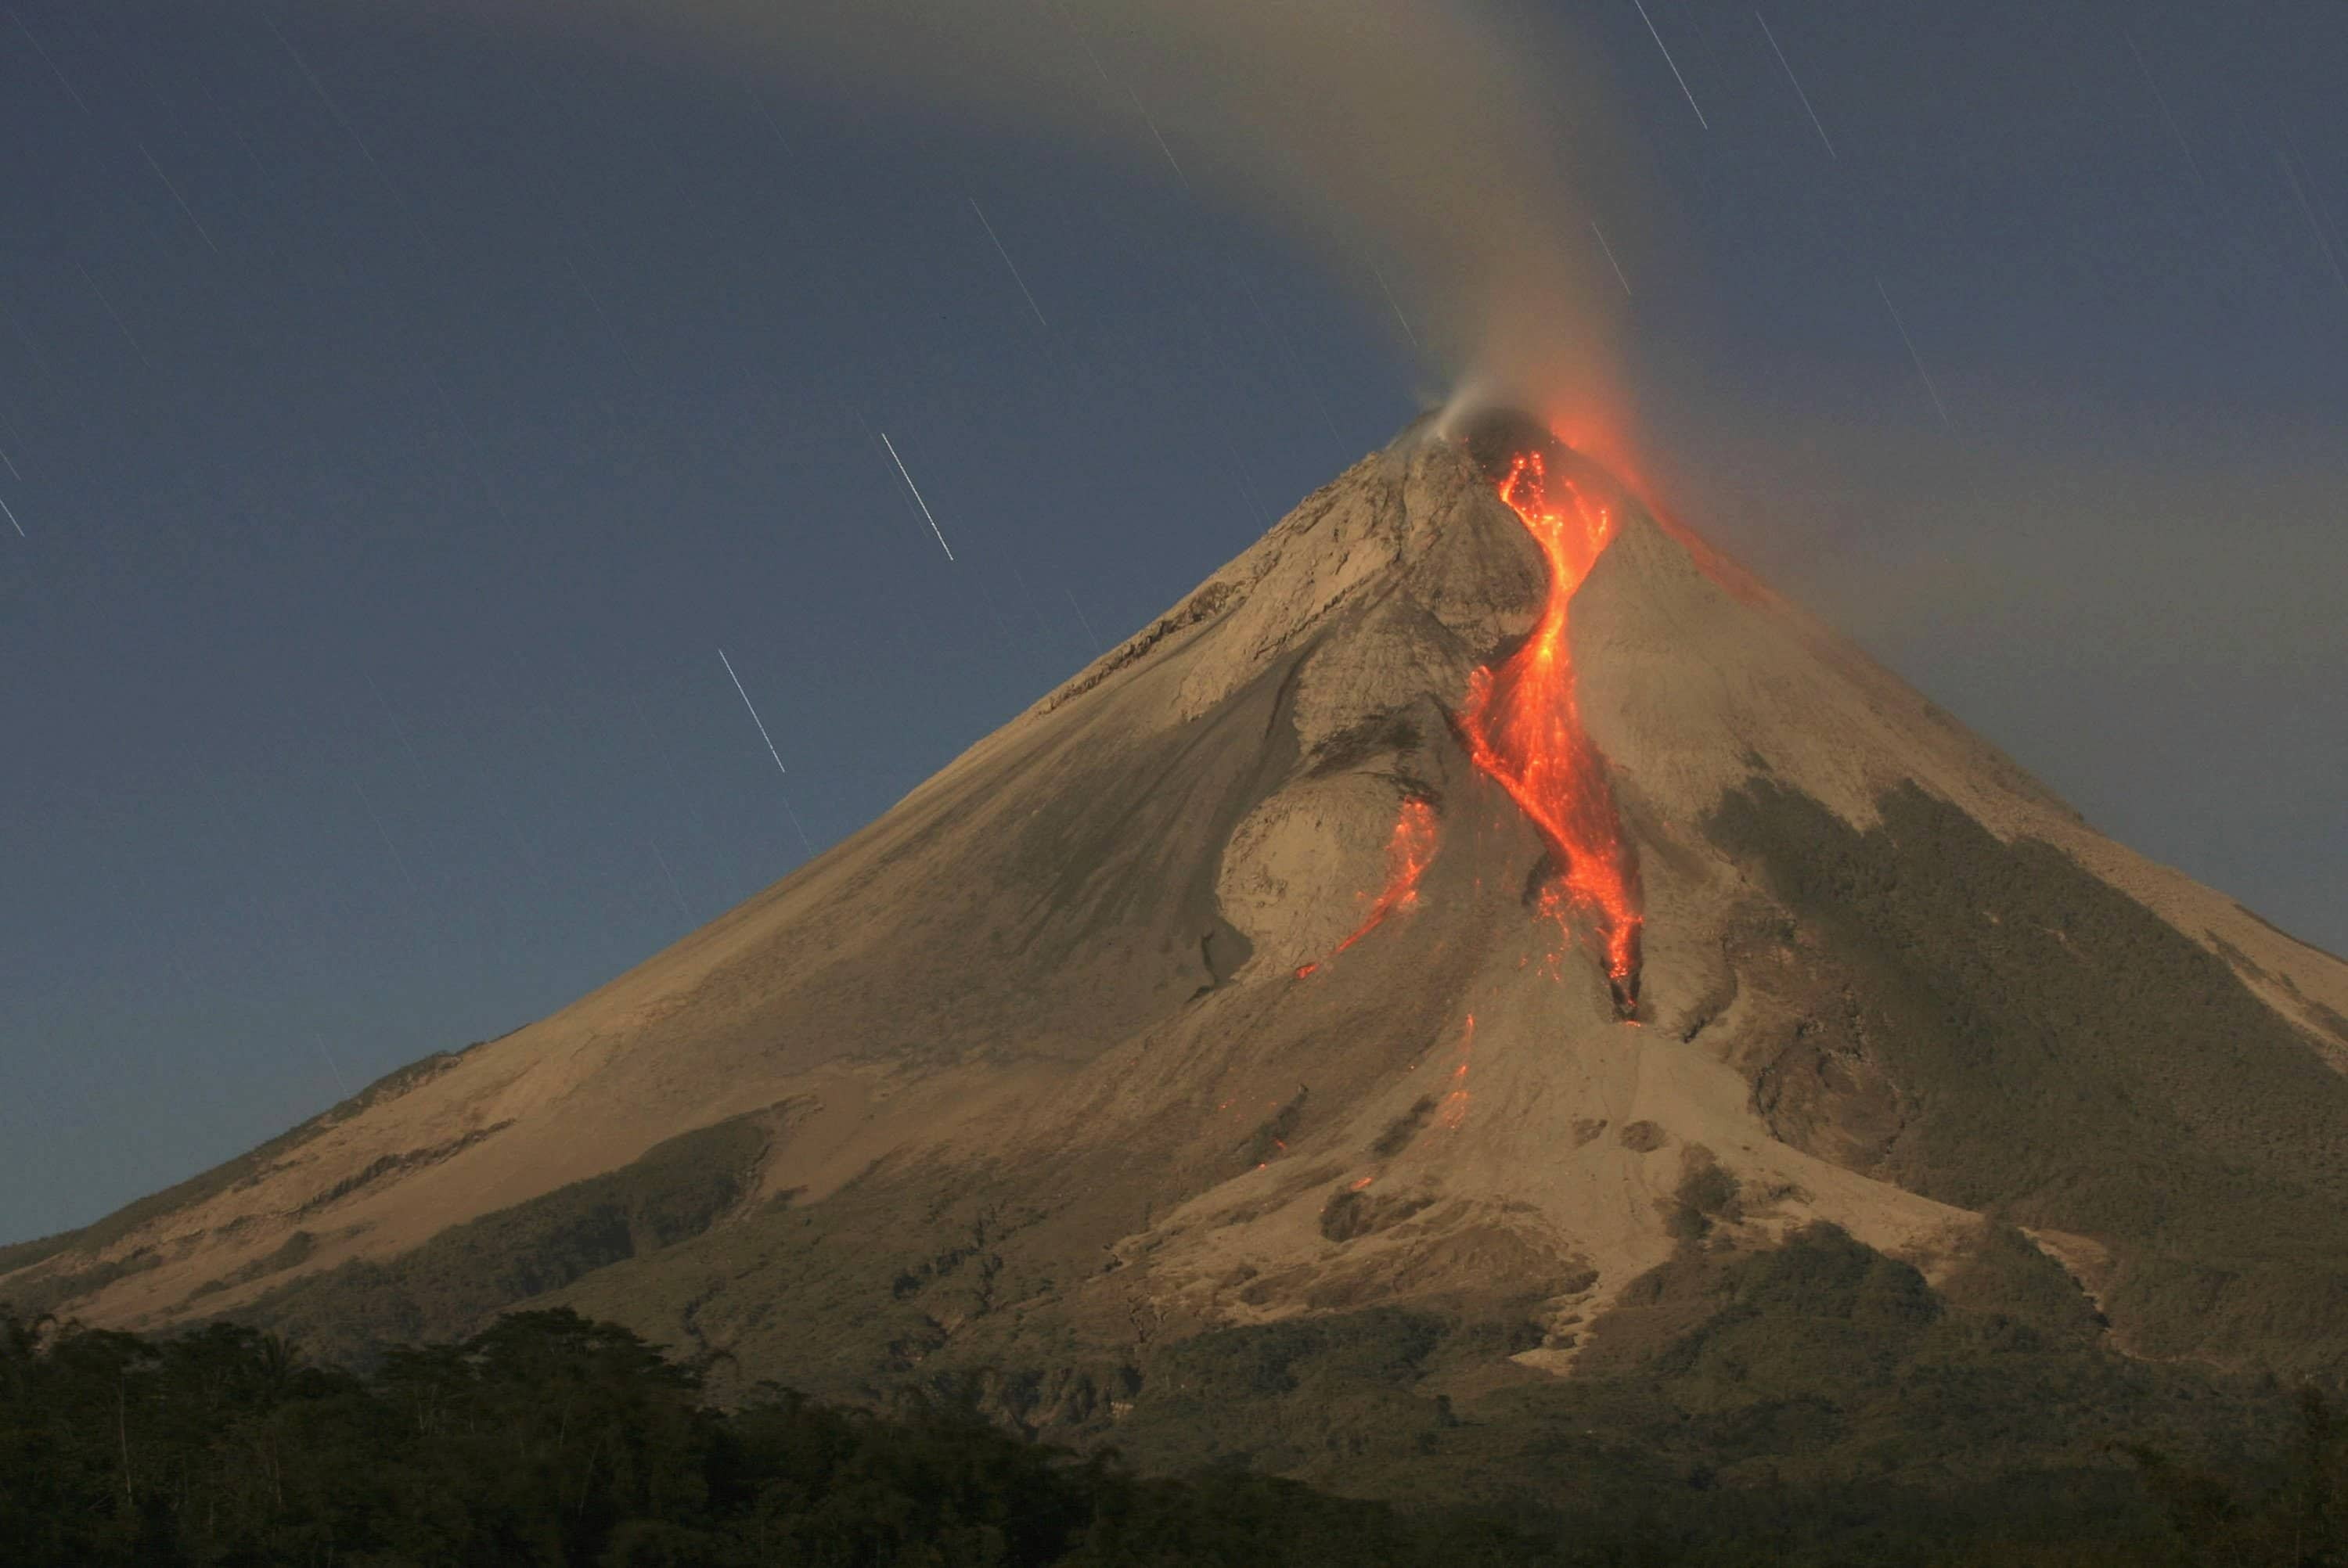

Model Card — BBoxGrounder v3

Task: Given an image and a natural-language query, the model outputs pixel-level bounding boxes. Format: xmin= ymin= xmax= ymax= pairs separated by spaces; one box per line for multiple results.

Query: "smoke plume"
xmin=386 ymin=0 xmax=1640 ymax=429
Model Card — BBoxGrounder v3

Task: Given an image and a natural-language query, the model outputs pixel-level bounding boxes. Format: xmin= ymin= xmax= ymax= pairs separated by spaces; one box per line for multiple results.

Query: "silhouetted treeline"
xmin=2 ymin=1306 xmax=2343 ymax=1567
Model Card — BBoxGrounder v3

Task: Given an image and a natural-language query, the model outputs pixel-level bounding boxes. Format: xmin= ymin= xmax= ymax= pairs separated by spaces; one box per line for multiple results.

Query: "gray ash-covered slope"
xmin=9 ymin=410 xmax=2348 ymax=1462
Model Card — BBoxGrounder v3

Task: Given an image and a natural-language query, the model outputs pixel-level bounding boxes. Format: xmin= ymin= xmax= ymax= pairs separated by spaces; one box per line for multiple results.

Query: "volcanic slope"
xmin=9 ymin=411 xmax=2348 ymax=1476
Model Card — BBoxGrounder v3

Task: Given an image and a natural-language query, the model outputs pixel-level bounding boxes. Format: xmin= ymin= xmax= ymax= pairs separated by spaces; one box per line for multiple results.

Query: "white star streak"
xmin=1876 ymin=279 xmax=1953 ymax=432
xmin=1370 ymin=265 xmax=1420 ymax=350
xmin=1065 ymin=588 xmax=1104 ymax=656
xmin=879 ymin=432 xmax=955 ymax=560
xmin=2278 ymin=144 xmax=2348 ymax=304
xmin=139 ymin=142 xmax=220 ymax=253
xmin=352 ymin=778 xmax=420 ymax=897
xmin=1591 ymin=222 xmax=1633 ymax=295
xmin=6 ymin=7 xmax=87 ymax=115
xmin=718 ymin=648 xmax=814 ymax=855
xmin=79 ymin=267 xmax=153 ymax=372
xmin=262 ymin=10 xmax=383 ymax=171
xmin=968 ymin=199 xmax=1049 ymax=329
xmin=718 ymin=648 xmax=787 ymax=776
xmin=649 ymin=840 xmax=693 ymax=926
xmin=314 ymin=1038 xmax=351 ymax=1097
xmin=1633 ymin=0 xmax=1709 ymax=131
xmin=2123 ymin=31 xmax=2202 ymax=188
xmin=1756 ymin=13 xmax=1835 ymax=159
xmin=0 ymin=494 xmax=24 ymax=538
xmin=1130 ymin=89 xmax=1192 ymax=192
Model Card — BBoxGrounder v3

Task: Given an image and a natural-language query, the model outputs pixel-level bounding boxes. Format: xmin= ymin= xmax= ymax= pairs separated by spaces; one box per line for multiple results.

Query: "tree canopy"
xmin=2 ymin=1304 xmax=2341 ymax=1566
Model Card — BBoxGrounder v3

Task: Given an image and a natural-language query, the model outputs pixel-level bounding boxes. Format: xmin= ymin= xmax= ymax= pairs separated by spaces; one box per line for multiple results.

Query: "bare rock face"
xmin=10 ymin=408 xmax=2348 ymax=1427
xmin=1169 ymin=432 xmax=1542 ymax=739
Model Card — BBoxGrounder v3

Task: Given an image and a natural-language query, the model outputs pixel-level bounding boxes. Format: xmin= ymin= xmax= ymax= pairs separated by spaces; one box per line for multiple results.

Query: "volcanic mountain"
xmin=9 ymin=409 xmax=2348 ymax=1491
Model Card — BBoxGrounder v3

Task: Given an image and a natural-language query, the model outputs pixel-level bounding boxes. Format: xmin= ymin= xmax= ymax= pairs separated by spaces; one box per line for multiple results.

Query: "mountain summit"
xmin=10 ymin=410 xmax=2348 ymax=1479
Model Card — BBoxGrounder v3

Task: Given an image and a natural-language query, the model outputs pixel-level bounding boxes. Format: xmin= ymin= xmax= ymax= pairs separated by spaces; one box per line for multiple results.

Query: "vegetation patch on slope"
xmin=1101 ymin=1222 xmax=2293 ymax=1525
xmin=229 ymin=1115 xmax=769 ymax=1362
xmin=0 ymin=1045 xmax=486 ymax=1304
xmin=1706 ymin=780 xmax=2348 ymax=1376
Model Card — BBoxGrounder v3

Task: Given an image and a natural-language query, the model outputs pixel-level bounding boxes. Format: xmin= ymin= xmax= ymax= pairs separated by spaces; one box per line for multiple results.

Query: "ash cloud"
xmin=390 ymin=0 xmax=1641 ymax=429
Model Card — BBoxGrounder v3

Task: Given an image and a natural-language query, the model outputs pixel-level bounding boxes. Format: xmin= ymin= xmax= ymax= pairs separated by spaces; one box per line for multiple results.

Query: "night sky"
xmin=3 ymin=2 xmax=2342 ymax=1245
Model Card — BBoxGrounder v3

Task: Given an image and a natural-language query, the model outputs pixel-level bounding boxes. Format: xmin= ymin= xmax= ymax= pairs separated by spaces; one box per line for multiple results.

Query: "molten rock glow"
xmin=1439 ymin=1010 xmax=1476 ymax=1129
xmin=1460 ymin=451 xmax=1644 ymax=1014
xmin=1296 ymin=797 xmax=1439 ymax=978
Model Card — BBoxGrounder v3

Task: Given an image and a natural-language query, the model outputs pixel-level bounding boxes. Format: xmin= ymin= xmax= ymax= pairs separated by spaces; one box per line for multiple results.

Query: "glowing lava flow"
xmin=1295 ymin=797 xmax=1439 ymax=978
xmin=1459 ymin=451 xmax=1644 ymax=1016
xmin=1438 ymin=1011 xmax=1476 ymax=1129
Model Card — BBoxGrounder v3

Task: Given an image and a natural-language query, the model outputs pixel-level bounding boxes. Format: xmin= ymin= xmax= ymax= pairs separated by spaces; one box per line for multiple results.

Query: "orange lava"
xmin=1459 ymin=451 xmax=1644 ymax=1015
xmin=1438 ymin=1012 xmax=1476 ymax=1130
xmin=1295 ymin=797 xmax=1439 ymax=978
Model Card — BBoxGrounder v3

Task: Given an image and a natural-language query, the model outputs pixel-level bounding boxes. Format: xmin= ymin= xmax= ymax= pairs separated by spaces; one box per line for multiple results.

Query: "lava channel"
xmin=1459 ymin=449 xmax=1644 ymax=1017
xmin=1295 ymin=796 xmax=1439 ymax=979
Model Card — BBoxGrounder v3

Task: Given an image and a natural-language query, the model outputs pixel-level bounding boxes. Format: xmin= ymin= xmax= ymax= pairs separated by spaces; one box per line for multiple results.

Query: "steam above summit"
xmin=381 ymin=0 xmax=1640 ymax=419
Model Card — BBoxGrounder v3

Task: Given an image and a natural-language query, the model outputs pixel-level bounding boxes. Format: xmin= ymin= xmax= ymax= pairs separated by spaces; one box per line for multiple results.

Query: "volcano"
xmin=10 ymin=411 xmax=2348 ymax=1492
